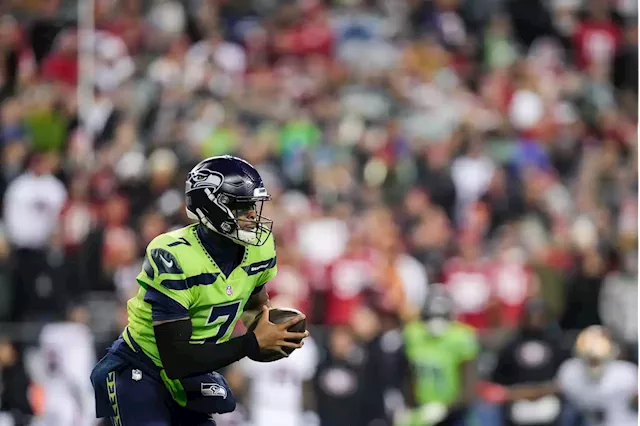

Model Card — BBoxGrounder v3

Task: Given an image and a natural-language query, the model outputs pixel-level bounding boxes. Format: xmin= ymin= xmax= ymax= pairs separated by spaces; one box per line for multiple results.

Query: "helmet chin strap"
xmin=187 ymin=207 xmax=257 ymax=246
xmin=236 ymin=229 xmax=258 ymax=244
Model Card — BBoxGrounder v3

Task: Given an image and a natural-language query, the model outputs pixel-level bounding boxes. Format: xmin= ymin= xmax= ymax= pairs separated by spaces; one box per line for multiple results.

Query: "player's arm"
xmin=148 ymin=286 xmax=263 ymax=379
xmin=507 ymin=350 xmax=570 ymax=401
xmin=453 ymin=359 xmax=477 ymax=409
xmin=506 ymin=382 xmax=560 ymax=401
xmin=502 ymin=346 xmax=560 ymax=401
xmin=489 ymin=338 xmax=560 ymax=402
xmin=153 ymin=303 xmax=305 ymax=379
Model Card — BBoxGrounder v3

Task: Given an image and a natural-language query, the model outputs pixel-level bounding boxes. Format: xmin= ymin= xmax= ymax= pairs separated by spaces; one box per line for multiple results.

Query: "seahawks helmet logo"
xmin=186 ymin=169 xmax=223 ymax=192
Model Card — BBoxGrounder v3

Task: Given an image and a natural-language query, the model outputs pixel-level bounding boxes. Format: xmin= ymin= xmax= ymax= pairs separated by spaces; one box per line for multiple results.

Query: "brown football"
xmin=247 ymin=308 xmax=306 ymax=362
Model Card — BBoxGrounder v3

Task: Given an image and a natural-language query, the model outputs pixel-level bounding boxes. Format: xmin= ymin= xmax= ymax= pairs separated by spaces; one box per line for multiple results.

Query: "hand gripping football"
xmin=247 ymin=308 xmax=306 ymax=362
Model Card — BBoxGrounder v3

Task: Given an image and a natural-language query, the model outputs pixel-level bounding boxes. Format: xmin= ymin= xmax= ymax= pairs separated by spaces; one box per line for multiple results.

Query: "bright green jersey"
xmin=124 ymin=224 xmax=277 ymax=367
xmin=403 ymin=321 xmax=478 ymax=406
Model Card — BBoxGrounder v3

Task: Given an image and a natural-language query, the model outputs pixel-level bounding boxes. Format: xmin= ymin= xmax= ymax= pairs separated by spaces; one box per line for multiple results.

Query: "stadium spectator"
xmin=0 ymin=97 xmax=29 ymax=204
xmin=0 ymin=15 xmax=35 ymax=101
xmin=40 ymin=30 xmax=77 ymax=87
xmin=3 ymin=152 xmax=66 ymax=321
xmin=235 ymin=331 xmax=319 ymax=426
xmin=0 ymin=338 xmax=32 ymax=426
xmin=441 ymin=230 xmax=495 ymax=331
xmin=0 ymin=229 xmax=11 ymax=321
xmin=490 ymin=299 xmax=569 ymax=426
xmin=37 ymin=304 xmax=95 ymax=426
xmin=599 ymin=248 xmax=638 ymax=363
xmin=350 ymin=304 xmax=396 ymax=425
xmin=313 ymin=326 xmax=372 ymax=426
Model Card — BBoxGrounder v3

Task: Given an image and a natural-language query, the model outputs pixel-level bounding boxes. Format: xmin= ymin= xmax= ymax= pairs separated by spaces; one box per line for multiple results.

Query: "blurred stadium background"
xmin=0 ymin=0 xmax=637 ymax=425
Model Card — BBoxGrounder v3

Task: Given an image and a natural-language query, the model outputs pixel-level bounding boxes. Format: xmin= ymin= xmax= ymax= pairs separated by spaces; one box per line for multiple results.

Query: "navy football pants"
xmin=91 ymin=335 xmax=223 ymax=426
xmin=104 ymin=363 xmax=216 ymax=426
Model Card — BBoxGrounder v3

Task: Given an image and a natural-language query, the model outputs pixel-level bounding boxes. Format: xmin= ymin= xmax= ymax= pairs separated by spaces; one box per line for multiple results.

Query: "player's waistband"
xmin=109 ymin=328 xmax=163 ymax=382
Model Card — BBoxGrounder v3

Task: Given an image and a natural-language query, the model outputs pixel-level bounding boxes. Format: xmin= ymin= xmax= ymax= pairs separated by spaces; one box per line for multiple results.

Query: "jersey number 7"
xmin=204 ymin=301 xmax=243 ymax=344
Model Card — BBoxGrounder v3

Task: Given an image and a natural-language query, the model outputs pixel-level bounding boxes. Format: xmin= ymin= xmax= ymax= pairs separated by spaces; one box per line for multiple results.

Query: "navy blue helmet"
xmin=185 ymin=155 xmax=273 ymax=246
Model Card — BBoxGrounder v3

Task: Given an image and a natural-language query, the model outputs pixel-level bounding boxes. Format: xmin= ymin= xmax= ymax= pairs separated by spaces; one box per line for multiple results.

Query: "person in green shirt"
xmin=397 ymin=284 xmax=479 ymax=426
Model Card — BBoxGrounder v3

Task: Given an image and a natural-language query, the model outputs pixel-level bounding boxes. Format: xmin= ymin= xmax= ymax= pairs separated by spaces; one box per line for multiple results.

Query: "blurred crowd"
xmin=0 ymin=0 xmax=637 ymax=425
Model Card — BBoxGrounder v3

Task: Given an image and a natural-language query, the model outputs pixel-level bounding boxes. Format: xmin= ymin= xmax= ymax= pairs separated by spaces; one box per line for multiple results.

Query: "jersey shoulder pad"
xmin=144 ymin=231 xmax=193 ymax=277
xmin=403 ymin=320 xmax=427 ymax=340
xmin=556 ymin=358 xmax=581 ymax=388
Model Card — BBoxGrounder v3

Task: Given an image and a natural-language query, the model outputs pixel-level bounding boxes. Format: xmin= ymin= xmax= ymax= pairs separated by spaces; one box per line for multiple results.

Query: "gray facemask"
xmin=425 ymin=318 xmax=451 ymax=336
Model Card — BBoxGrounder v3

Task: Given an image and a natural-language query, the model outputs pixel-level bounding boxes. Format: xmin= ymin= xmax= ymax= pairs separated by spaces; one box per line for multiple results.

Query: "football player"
xmin=90 ymin=156 xmax=309 ymax=425
xmin=397 ymin=284 xmax=479 ymax=426
xmin=557 ymin=325 xmax=638 ymax=426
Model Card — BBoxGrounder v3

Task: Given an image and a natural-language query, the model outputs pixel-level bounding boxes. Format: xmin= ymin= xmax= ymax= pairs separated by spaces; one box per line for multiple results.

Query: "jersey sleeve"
xmin=456 ymin=325 xmax=479 ymax=362
xmin=144 ymin=287 xmax=189 ymax=322
xmin=136 ymin=240 xmax=195 ymax=310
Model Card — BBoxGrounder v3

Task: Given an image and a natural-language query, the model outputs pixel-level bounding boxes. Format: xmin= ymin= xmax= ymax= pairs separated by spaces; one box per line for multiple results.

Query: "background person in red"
xmin=441 ymin=230 xmax=496 ymax=331
xmin=491 ymin=225 xmax=538 ymax=330
xmin=320 ymin=229 xmax=376 ymax=326
xmin=573 ymin=0 xmax=623 ymax=71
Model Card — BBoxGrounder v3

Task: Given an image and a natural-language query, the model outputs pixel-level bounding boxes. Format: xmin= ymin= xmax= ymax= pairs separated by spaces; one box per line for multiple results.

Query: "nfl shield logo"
xmin=226 ymin=285 xmax=233 ymax=296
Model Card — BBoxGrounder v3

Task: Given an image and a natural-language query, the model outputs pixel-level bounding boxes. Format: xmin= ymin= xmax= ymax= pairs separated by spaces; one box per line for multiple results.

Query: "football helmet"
xmin=185 ymin=156 xmax=273 ymax=246
xmin=574 ymin=325 xmax=618 ymax=380
xmin=421 ymin=284 xmax=455 ymax=336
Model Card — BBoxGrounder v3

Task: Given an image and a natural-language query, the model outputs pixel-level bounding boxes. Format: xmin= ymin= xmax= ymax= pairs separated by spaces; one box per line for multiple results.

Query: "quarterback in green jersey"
xmin=397 ymin=285 xmax=479 ymax=426
xmin=90 ymin=155 xmax=309 ymax=426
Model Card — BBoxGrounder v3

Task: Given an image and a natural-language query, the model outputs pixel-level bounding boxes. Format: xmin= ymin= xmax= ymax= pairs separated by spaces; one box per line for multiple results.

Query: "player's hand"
xmin=419 ymin=402 xmax=448 ymax=424
xmin=252 ymin=306 xmax=309 ymax=357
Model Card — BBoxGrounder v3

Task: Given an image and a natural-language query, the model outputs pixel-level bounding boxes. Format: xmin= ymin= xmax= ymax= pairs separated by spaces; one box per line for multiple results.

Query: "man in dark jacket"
xmin=0 ymin=339 xmax=33 ymax=426
xmin=491 ymin=299 xmax=569 ymax=426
